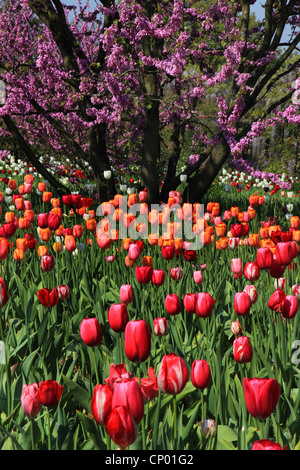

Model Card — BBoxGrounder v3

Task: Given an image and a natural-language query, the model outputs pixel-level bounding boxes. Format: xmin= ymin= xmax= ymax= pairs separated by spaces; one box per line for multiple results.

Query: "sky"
xmin=62 ymin=0 xmax=291 ymax=43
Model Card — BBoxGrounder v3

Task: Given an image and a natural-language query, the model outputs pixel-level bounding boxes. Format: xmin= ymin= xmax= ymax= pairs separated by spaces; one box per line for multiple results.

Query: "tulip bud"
xmin=200 ymin=419 xmax=217 ymax=438
xmin=91 ymin=384 xmax=113 ymax=426
xmin=196 ymin=292 xmax=215 ymax=318
xmin=80 ymin=318 xmax=102 ymax=347
xmin=38 ymin=380 xmax=63 ymax=407
xmin=21 ymin=383 xmax=41 ymax=419
xmin=193 ymin=270 xmax=203 ymax=285
xmin=152 ymin=269 xmax=165 ymax=286
xmin=191 ymin=359 xmax=211 ymax=390
xmin=157 ymin=353 xmax=189 ymax=395
xmin=119 ymin=284 xmax=134 ymax=304
xmin=243 ymin=377 xmax=280 ymax=420
xmin=108 ymin=303 xmax=129 ymax=333
xmin=165 ymin=293 xmax=181 ymax=316
xmin=233 ymin=336 xmax=253 ymax=363
xmin=41 ymin=254 xmax=55 ymax=272
xmin=170 ymin=267 xmax=183 ymax=280
xmin=231 ymin=320 xmax=243 ymax=336
xmin=153 ymin=317 xmax=168 ymax=336
xmin=106 ymin=406 xmax=137 ymax=449
xmin=183 ymin=293 xmax=198 ymax=314
xmin=124 ymin=320 xmax=151 ymax=363
xmin=234 ymin=291 xmax=252 ymax=316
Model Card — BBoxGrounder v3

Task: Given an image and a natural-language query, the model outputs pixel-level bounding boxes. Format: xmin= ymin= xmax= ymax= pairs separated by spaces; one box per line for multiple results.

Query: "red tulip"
xmin=119 ymin=284 xmax=134 ymax=304
xmin=80 ymin=318 xmax=102 ymax=347
xmin=21 ymin=383 xmax=41 ymax=419
xmin=38 ymin=213 xmax=48 ymax=228
xmin=152 ymin=269 xmax=165 ymax=286
xmin=111 ymin=378 xmax=144 ymax=424
xmin=37 ymin=287 xmax=59 ymax=308
xmin=234 ymin=291 xmax=252 ymax=316
xmin=157 ymin=353 xmax=189 ymax=395
xmin=108 ymin=303 xmax=129 ymax=333
xmin=196 ymin=292 xmax=215 ymax=318
xmin=231 ymin=320 xmax=243 ymax=336
xmin=41 ymin=254 xmax=55 ymax=272
xmin=252 ymin=439 xmax=286 ymax=450
xmin=269 ymin=255 xmax=285 ymax=278
xmin=135 ymin=266 xmax=153 ymax=285
xmin=191 ymin=359 xmax=211 ymax=390
xmin=124 ymin=319 xmax=151 ymax=363
xmin=90 ymin=384 xmax=113 ymax=426
xmin=38 ymin=380 xmax=63 ymax=407
xmin=268 ymin=289 xmax=286 ymax=312
xmin=153 ymin=317 xmax=168 ymax=336
xmin=281 ymin=295 xmax=299 ymax=319
xmin=183 ymin=249 xmax=197 ymax=262
xmin=0 ymin=277 xmax=8 ymax=308
xmin=104 ymin=363 xmax=132 ymax=389
xmin=64 ymin=234 xmax=77 ymax=252
xmin=243 ymin=377 xmax=280 ymax=420
xmin=233 ymin=335 xmax=253 ymax=363
xmin=0 ymin=238 xmax=10 ymax=260
xmin=128 ymin=243 xmax=141 ymax=261
xmin=170 ymin=267 xmax=183 ymax=280
xmin=134 ymin=367 xmax=159 ymax=403
xmin=183 ymin=293 xmax=198 ymax=314
xmin=106 ymin=406 xmax=137 ymax=449
xmin=47 ymin=213 xmax=62 ymax=231
xmin=193 ymin=270 xmax=203 ymax=285
xmin=161 ymin=245 xmax=175 ymax=260
xmin=256 ymin=247 xmax=273 ymax=269
xmin=275 ymin=242 xmax=293 ymax=266
xmin=165 ymin=293 xmax=181 ymax=316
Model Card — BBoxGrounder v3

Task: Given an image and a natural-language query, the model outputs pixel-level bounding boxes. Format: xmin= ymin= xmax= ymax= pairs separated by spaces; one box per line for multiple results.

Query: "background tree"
xmin=0 ymin=0 xmax=299 ymax=202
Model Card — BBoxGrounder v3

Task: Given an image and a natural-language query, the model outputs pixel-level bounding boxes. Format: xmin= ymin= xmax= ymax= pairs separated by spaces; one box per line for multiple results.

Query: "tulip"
xmin=38 ymin=380 xmax=63 ymax=407
xmin=243 ymin=377 xmax=280 ymax=420
xmin=152 ymin=269 xmax=165 ymax=286
xmin=193 ymin=270 xmax=203 ymax=285
xmin=183 ymin=293 xmax=198 ymax=314
xmin=57 ymin=285 xmax=70 ymax=300
xmin=37 ymin=288 xmax=59 ymax=308
xmin=135 ymin=367 xmax=159 ymax=402
xmin=80 ymin=318 xmax=102 ymax=347
xmin=41 ymin=254 xmax=55 ymax=272
xmin=231 ymin=321 xmax=242 ymax=336
xmin=281 ymin=295 xmax=299 ymax=319
xmin=119 ymin=284 xmax=134 ymax=304
xmin=21 ymin=383 xmax=41 ymax=419
xmin=108 ymin=303 xmax=129 ymax=333
xmin=39 ymin=227 xmax=52 ymax=242
xmin=183 ymin=249 xmax=197 ymax=262
xmin=153 ymin=317 xmax=168 ymax=336
xmin=161 ymin=245 xmax=175 ymax=260
xmin=292 ymin=284 xmax=300 ymax=299
xmin=275 ymin=242 xmax=293 ymax=266
xmin=47 ymin=213 xmax=61 ymax=231
xmin=233 ymin=336 xmax=253 ymax=363
xmin=170 ymin=267 xmax=183 ymax=281
xmin=64 ymin=234 xmax=77 ymax=252
xmin=90 ymin=384 xmax=113 ymax=426
xmin=274 ymin=277 xmax=285 ymax=290
xmin=191 ymin=359 xmax=211 ymax=390
xmin=252 ymin=439 xmax=285 ymax=450
xmin=124 ymin=319 xmax=151 ymax=363
xmin=111 ymin=378 xmax=144 ymax=424
xmin=157 ymin=353 xmax=189 ymax=395
xmin=243 ymin=285 xmax=258 ymax=304
xmin=128 ymin=243 xmax=141 ymax=261
xmin=256 ymin=247 xmax=273 ymax=269
xmin=200 ymin=419 xmax=217 ymax=438
xmin=38 ymin=213 xmax=48 ymax=228
xmin=244 ymin=262 xmax=260 ymax=281
xmin=231 ymin=258 xmax=242 ymax=275
xmin=268 ymin=289 xmax=286 ymax=312
xmin=196 ymin=292 xmax=215 ymax=318
xmin=234 ymin=292 xmax=252 ymax=316
xmin=165 ymin=293 xmax=181 ymax=316
xmin=106 ymin=406 xmax=137 ymax=449
xmin=135 ymin=266 xmax=153 ymax=285
xmin=269 ymin=255 xmax=285 ymax=278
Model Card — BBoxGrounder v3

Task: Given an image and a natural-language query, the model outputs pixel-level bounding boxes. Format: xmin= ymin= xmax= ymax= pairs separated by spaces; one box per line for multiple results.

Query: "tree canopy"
xmin=0 ymin=0 xmax=299 ymax=202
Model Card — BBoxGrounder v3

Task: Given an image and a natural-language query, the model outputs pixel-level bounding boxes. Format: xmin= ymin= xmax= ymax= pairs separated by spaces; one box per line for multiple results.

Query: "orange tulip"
xmin=24 ymin=210 xmax=35 ymax=223
xmin=24 ymin=174 xmax=34 ymax=185
xmin=53 ymin=242 xmax=62 ymax=253
xmin=292 ymin=230 xmax=300 ymax=243
xmin=39 ymin=228 xmax=52 ymax=242
xmin=259 ymin=227 xmax=269 ymax=239
xmin=64 ymin=234 xmax=77 ymax=252
xmin=230 ymin=206 xmax=239 ymax=218
xmin=290 ymin=216 xmax=300 ymax=230
xmin=18 ymin=217 xmax=31 ymax=230
xmin=37 ymin=245 xmax=48 ymax=257
xmin=215 ymin=222 xmax=227 ymax=237
xmin=219 ymin=237 xmax=229 ymax=249
xmin=51 ymin=198 xmax=60 ymax=208
xmin=148 ymin=233 xmax=159 ymax=245
xmin=122 ymin=238 xmax=132 ymax=250
xmin=42 ymin=191 xmax=52 ymax=203
xmin=110 ymin=229 xmax=119 ymax=241
xmin=128 ymin=193 xmax=138 ymax=207
xmin=15 ymin=197 xmax=25 ymax=211
xmin=142 ymin=256 xmax=152 ymax=267
xmin=248 ymin=233 xmax=259 ymax=247
xmin=55 ymin=225 xmax=64 ymax=237
xmin=13 ymin=248 xmax=25 ymax=261
xmin=19 ymin=184 xmax=25 ymax=195
xmin=5 ymin=212 xmax=15 ymax=223
xmin=97 ymin=232 xmax=111 ymax=250
xmin=125 ymin=255 xmax=134 ymax=268
xmin=16 ymin=238 xmax=28 ymax=252
xmin=249 ymin=195 xmax=259 ymax=207
xmin=86 ymin=219 xmax=97 ymax=232
xmin=38 ymin=182 xmax=47 ymax=192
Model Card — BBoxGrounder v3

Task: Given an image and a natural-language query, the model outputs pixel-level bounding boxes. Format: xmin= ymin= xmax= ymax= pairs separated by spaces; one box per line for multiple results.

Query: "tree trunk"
xmin=88 ymin=123 xmax=116 ymax=200
xmin=184 ymin=138 xmax=230 ymax=203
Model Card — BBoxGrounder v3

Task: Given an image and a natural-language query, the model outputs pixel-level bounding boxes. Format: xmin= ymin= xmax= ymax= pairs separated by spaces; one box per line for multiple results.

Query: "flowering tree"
xmin=0 ymin=0 xmax=299 ymax=201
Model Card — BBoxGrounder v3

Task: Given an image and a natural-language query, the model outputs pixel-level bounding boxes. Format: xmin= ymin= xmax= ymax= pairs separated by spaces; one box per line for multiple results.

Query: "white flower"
xmin=103 ymin=170 xmax=112 ymax=180
xmin=180 ymin=174 xmax=187 ymax=183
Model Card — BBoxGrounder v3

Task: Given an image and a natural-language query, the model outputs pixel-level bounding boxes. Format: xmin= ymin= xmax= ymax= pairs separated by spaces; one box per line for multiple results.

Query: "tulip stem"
xmin=47 ymin=408 xmax=51 ymax=450
xmin=30 ymin=419 xmax=35 ymax=451
xmin=173 ymin=395 xmax=177 ymax=450
xmin=137 ymin=364 xmax=146 ymax=450
xmin=93 ymin=348 xmax=100 ymax=384
xmin=119 ymin=333 xmax=123 ymax=364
